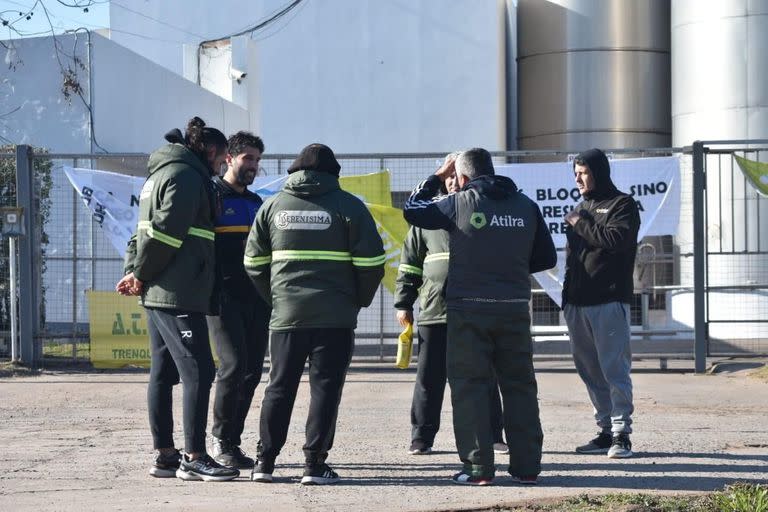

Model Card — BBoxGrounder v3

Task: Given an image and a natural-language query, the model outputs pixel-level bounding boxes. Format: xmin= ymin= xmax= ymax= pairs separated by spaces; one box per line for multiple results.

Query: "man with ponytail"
xmin=116 ymin=116 xmax=239 ymax=482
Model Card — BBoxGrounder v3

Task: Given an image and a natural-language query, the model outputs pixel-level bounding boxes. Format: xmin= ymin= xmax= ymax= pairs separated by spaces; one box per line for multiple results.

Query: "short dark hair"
xmin=455 ymin=148 xmax=495 ymax=180
xmin=227 ymin=131 xmax=265 ymax=157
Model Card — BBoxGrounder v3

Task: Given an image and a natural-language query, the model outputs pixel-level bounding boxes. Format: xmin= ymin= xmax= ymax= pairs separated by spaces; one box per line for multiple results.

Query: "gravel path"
xmin=0 ymin=361 xmax=766 ymax=511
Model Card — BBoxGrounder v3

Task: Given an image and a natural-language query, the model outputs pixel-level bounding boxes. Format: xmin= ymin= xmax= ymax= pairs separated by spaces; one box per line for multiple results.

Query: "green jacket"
xmin=124 ymin=143 xmax=216 ymax=313
xmin=243 ymin=170 xmax=385 ymax=331
xmin=394 ymin=226 xmax=449 ymax=325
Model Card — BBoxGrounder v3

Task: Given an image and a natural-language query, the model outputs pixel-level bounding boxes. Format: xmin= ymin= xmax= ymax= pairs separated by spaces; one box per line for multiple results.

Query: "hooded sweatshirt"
xmin=562 ymin=148 xmax=641 ymax=307
xmin=243 ymin=170 xmax=385 ymax=331
xmin=404 ymin=174 xmax=556 ymax=314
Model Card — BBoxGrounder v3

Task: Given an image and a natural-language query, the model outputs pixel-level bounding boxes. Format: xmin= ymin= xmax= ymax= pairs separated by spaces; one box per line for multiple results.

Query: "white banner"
xmin=63 ymin=166 xmax=287 ymax=258
xmin=65 ymin=156 xmax=680 ymax=305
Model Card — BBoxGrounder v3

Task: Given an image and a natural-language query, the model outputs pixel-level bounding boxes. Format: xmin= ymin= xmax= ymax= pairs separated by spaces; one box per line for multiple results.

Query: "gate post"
xmin=15 ymin=145 xmax=38 ymax=367
xmin=692 ymin=141 xmax=707 ymax=373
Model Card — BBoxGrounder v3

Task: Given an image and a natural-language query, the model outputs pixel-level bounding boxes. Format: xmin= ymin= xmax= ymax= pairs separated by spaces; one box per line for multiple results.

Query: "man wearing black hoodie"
xmin=404 ymin=148 xmax=556 ymax=486
xmin=562 ymin=148 xmax=640 ymax=459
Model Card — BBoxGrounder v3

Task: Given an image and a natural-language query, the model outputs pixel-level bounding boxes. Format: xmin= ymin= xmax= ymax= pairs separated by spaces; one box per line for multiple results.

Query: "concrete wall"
xmin=110 ymin=0 xmax=509 ymax=153
xmin=1 ymin=34 xmax=92 ymax=153
xmin=0 ymin=32 xmax=249 ymax=154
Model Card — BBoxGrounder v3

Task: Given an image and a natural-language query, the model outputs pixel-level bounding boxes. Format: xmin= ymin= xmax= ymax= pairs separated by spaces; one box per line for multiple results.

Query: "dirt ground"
xmin=0 ymin=359 xmax=766 ymax=512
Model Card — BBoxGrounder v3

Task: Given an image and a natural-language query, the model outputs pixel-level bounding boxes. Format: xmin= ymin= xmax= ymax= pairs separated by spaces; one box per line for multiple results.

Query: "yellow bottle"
xmin=395 ymin=322 xmax=413 ymax=369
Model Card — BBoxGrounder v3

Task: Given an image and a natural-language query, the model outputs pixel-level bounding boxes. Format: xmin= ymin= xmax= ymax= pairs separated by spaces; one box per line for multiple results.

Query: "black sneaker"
xmin=175 ymin=453 xmax=240 ymax=482
xmin=509 ymin=474 xmax=538 ymax=485
xmin=451 ymin=471 xmax=493 ymax=486
xmin=300 ymin=463 xmax=340 ymax=485
xmin=149 ymin=449 xmax=181 ymax=478
xmin=607 ymin=433 xmax=633 ymax=459
xmin=250 ymin=459 xmax=275 ymax=483
xmin=212 ymin=437 xmax=255 ymax=469
xmin=575 ymin=432 xmax=612 ymax=454
xmin=408 ymin=440 xmax=432 ymax=455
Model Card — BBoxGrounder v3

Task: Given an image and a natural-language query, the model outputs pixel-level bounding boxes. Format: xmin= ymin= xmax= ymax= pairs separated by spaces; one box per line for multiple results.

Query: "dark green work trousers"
xmin=447 ymin=309 xmax=542 ymax=479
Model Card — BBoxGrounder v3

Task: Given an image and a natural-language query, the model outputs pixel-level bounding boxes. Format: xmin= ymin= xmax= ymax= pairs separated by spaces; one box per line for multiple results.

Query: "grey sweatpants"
xmin=564 ymin=302 xmax=634 ymax=434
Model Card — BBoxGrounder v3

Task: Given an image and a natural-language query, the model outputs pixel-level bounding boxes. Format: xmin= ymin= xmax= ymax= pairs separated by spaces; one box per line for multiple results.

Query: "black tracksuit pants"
xmin=256 ymin=328 xmax=354 ymax=465
xmin=146 ymin=307 xmax=216 ymax=454
xmin=207 ymin=293 xmax=270 ymax=446
xmin=411 ymin=323 xmax=505 ymax=446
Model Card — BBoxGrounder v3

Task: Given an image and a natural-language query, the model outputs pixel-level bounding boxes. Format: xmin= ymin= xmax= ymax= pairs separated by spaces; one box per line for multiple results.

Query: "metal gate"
xmin=690 ymin=140 xmax=768 ymax=371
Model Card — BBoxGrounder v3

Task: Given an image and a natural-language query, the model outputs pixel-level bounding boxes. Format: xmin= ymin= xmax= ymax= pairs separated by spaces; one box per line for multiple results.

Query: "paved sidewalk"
xmin=0 ymin=361 xmax=766 ymax=511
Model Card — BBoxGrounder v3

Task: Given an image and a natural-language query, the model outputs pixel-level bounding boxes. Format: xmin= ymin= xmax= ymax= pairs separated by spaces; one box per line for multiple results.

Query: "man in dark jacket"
xmin=208 ymin=131 xmax=271 ymax=469
xmin=562 ymin=148 xmax=640 ymax=459
xmin=395 ymin=153 xmax=508 ymax=457
xmin=117 ymin=117 xmax=238 ymax=482
xmin=403 ymin=148 xmax=556 ymax=486
xmin=244 ymin=143 xmax=385 ymax=485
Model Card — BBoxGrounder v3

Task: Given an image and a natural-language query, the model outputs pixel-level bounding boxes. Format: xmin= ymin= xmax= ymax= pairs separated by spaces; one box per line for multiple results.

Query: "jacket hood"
xmin=462 ymin=174 xmax=518 ymax=200
xmin=574 ymin=148 xmax=618 ymax=199
xmin=148 ymin=143 xmax=211 ymax=180
xmin=283 ymin=169 xmax=340 ymax=197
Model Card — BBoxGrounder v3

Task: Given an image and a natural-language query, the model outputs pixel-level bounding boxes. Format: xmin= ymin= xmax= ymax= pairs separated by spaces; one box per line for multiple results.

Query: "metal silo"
xmin=672 ymin=0 xmax=768 ymax=348
xmin=672 ymin=0 xmax=768 ymax=144
xmin=517 ymin=0 xmax=671 ymax=150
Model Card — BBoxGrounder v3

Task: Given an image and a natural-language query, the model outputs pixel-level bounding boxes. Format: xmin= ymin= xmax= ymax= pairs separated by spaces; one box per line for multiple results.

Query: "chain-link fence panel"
xmin=0 ymin=151 xmax=16 ymax=359
xmin=702 ymin=146 xmax=768 ymax=356
xmin=23 ymin=147 xmax=767 ymax=367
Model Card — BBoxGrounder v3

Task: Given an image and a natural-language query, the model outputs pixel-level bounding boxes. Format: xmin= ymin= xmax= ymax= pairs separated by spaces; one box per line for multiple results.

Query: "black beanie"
xmin=287 ymin=143 xmax=341 ymax=176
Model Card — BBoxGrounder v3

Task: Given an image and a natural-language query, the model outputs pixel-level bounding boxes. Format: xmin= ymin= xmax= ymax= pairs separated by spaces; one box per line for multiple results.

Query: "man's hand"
xmin=434 ymin=156 xmax=456 ymax=182
xmin=396 ymin=310 xmax=413 ymax=327
xmin=116 ymin=272 xmax=143 ymax=296
xmin=565 ymin=209 xmax=581 ymax=227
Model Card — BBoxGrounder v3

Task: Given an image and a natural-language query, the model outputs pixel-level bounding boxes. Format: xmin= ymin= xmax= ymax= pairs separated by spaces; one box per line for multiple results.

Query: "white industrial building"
xmin=1 ymin=0 xmax=767 ymax=352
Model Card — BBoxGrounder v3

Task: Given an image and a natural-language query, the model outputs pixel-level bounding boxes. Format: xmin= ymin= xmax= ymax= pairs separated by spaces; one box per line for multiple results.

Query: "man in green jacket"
xmin=117 ymin=117 xmax=238 ymax=482
xmin=244 ymin=143 xmax=385 ymax=485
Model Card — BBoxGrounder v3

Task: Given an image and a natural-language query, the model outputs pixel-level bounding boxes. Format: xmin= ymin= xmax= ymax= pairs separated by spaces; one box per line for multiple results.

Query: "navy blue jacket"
xmin=403 ymin=174 xmax=556 ymax=314
xmin=212 ymin=176 xmax=265 ymax=302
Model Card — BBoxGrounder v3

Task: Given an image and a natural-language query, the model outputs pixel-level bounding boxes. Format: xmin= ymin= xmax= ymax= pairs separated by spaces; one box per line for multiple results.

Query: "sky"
xmin=0 ymin=0 xmax=110 ymax=38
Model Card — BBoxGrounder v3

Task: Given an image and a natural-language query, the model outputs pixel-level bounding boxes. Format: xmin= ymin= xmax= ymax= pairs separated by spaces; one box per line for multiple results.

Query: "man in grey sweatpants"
xmin=562 ymin=148 xmax=640 ymax=459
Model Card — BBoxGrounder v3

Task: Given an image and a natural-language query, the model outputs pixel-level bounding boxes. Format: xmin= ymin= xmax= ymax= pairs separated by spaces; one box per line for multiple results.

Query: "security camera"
xmin=230 ymin=66 xmax=247 ymax=81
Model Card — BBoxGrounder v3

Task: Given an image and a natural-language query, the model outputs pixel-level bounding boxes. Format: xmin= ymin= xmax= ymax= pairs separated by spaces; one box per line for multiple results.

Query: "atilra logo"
xmin=470 ymin=212 xmax=487 ymax=229
xmin=471 ymin=212 xmax=524 ymax=228
xmin=490 ymin=215 xmax=525 ymax=227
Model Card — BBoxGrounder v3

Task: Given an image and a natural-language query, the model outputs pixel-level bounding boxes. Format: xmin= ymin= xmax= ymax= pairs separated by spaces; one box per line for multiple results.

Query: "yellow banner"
xmin=338 ymin=170 xmax=408 ymax=292
xmin=339 ymin=170 xmax=393 ymax=207
xmin=87 ymin=291 xmax=220 ymax=369
xmin=87 ymin=290 xmax=151 ymax=368
xmin=367 ymin=203 xmax=408 ymax=293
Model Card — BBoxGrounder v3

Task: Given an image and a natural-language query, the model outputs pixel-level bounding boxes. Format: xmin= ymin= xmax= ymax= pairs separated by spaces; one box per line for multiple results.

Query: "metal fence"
xmin=696 ymin=142 xmax=768 ymax=358
xmin=2 ymin=143 xmax=767 ymax=370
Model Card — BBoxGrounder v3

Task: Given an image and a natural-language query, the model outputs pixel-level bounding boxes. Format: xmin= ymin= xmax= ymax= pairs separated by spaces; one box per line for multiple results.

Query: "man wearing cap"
xmin=563 ymin=148 xmax=640 ymax=459
xmin=243 ymin=143 xmax=385 ymax=485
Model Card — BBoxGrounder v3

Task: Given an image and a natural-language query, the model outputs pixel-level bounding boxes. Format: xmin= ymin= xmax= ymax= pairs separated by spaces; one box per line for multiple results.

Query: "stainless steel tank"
xmin=672 ymin=0 xmax=768 ymax=144
xmin=671 ymin=0 xmax=768 ymax=346
xmin=517 ymin=0 xmax=671 ymax=150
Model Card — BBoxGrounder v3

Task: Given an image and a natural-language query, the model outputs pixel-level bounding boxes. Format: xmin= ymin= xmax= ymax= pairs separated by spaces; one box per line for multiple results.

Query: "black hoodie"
xmin=404 ymin=174 xmax=556 ymax=314
xmin=563 ymin=149 xmax=640 ymax=307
